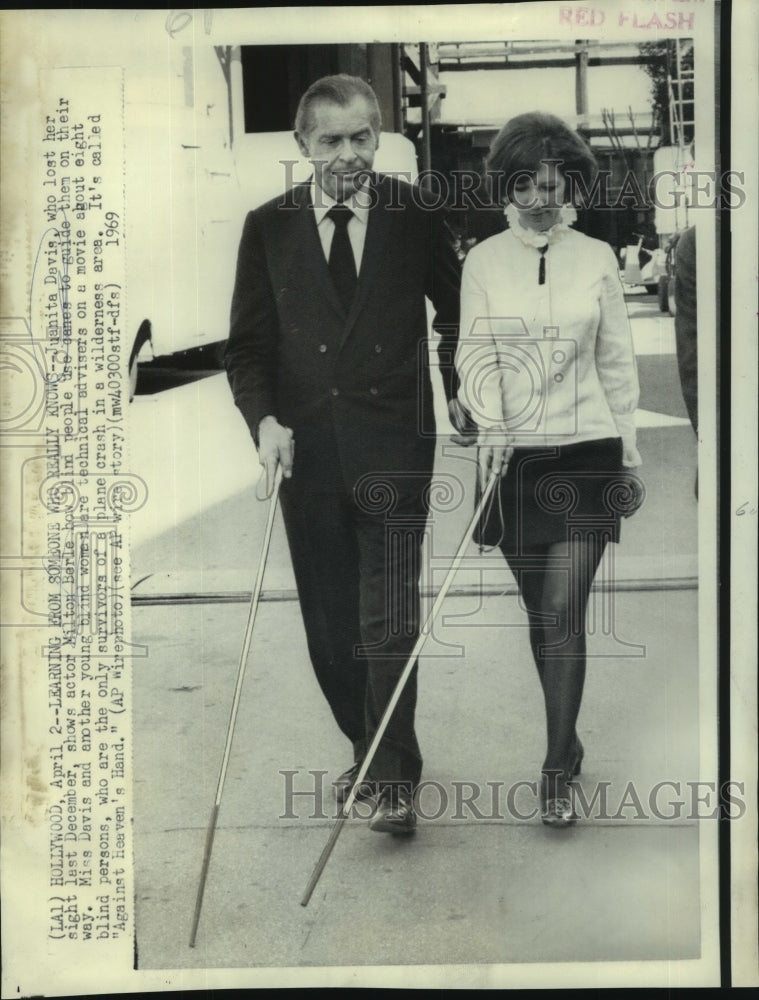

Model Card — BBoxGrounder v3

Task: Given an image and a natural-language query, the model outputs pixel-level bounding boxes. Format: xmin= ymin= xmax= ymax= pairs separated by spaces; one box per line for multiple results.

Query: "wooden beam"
xmin=405 ymin=84 xmax=447 ymax=96
xmin=438 ymin=42 xmax=603 ymax=58
xmin=419 ymin=42 xmax=431 ymax=173
xmin=575 ymin=40 xmax=589 ymax=127
xmin=439 ymin=55 xmax=659 ymax=71
xmin=402 ymin=51 xmax=422 ymax=85
xmin=391 ymin=43 xmax=403 ymax=134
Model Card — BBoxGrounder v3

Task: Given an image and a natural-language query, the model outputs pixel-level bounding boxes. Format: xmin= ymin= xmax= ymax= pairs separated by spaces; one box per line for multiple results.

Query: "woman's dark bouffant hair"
xmin=485 ymin=112 xmax=597 ymax=204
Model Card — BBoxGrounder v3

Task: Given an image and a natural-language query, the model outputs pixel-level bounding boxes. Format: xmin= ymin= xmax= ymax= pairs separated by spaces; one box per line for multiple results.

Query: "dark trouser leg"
xmin=279 ymin=486 xmax=367 ymax=761
xmin=353 ymin=488 xmax=427 ymax=789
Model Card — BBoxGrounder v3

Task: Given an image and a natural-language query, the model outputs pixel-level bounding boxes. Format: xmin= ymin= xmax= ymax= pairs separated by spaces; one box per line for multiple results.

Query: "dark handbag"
xmin=614 ymin=470 xmax=646 ymax=519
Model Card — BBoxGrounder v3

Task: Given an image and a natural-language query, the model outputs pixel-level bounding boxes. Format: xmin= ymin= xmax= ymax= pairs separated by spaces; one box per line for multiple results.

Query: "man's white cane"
xmin=189 ymin=465 xmax=283 ymax=947
xmin=300 ymin=458 xmax=507 ymax=907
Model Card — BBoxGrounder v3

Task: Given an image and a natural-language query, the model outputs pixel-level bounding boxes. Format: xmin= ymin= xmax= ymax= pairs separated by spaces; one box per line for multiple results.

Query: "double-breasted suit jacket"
xmin=224 ymin=172 xmax=462 ymax=785
xmin=225 ymin=174 xmax=461 ymax=494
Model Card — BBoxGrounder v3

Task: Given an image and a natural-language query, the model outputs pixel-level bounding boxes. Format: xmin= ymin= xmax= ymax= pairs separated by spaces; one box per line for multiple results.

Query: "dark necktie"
xmin=538 ymin=245 xmax=548 ymax=285
xmin=327 ymin=204 xmax=357 ymax=310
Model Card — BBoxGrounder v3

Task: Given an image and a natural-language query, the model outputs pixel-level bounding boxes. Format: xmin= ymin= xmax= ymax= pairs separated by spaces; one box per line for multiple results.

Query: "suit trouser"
xmin=279 ymin=480 xmax=428 ymax=787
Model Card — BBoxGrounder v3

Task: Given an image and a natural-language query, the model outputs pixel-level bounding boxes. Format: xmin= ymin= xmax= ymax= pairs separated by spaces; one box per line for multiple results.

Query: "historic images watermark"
xmin=275 ymin=162 xmax=746 ymax=213
xmin=279 ymin=770 xmax=747 ymax=823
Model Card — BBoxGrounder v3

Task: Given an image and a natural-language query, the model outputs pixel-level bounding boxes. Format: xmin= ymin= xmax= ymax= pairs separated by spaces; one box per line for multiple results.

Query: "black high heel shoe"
xmin=571 ymin=737 xmax=585 ymax=778
xmin=540 ymin=771 xmax=577 ymax=827
xmin=540 ymin=739 xmax=584 ymax=827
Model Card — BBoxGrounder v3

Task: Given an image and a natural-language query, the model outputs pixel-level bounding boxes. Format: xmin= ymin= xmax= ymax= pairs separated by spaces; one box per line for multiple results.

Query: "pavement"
xmin=127 ymin=294 xmax=713 ymax=984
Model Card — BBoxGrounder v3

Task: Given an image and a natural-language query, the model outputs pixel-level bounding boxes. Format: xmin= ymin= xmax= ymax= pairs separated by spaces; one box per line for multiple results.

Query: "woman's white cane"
xmin=189 ymin=464 xmax=283 ymax=947
xmin=300 ymin=459 xmax=507 ymax=907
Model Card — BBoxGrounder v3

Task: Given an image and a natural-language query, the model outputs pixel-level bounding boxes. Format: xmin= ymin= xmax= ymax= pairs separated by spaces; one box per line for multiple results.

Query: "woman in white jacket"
xmin=456 ymin=112 xmax=643 ymax=826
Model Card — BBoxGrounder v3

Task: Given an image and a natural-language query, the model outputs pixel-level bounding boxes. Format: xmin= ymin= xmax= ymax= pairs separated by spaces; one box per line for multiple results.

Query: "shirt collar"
xmin=312 ymin=181 xmax=371 ymax=227
xmin=504 ymin=203 xmax=577 ymax=249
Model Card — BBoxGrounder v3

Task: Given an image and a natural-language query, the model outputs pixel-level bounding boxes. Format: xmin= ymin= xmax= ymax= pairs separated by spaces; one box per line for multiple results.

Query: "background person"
xmin=674 ymin=225 xmax=698 ymax=435
xmin=673 ymin=224 xmax=697 ymax=497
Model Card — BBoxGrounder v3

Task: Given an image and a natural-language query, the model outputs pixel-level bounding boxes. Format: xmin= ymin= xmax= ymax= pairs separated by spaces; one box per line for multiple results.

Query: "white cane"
xmin=301 ymin=458 xmax=507 ymax=907
xmin=189 ymin=465 xmax=283 ymax=947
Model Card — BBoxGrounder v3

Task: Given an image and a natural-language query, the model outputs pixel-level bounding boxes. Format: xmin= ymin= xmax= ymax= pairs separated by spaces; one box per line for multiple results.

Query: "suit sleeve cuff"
xmin=235 ymin=394 xmax=274 ymax=447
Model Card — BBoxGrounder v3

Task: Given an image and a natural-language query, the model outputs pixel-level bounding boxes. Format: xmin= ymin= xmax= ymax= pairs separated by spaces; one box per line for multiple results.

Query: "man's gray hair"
xmin=295 ymin=74 xmax=382 ymax=136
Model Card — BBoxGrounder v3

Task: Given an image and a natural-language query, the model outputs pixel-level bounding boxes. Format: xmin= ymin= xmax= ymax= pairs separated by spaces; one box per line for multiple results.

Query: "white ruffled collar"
xmin=504 ymin=203 xmax=577 ymax=248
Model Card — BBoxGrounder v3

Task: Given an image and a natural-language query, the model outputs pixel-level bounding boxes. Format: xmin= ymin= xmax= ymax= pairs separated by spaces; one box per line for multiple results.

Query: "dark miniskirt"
xmin=475 ymin=437 xmax=627 ymax=556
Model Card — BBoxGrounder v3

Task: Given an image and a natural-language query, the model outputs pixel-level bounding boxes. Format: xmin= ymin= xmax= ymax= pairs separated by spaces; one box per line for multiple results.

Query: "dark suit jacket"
xmin=673 ymin=225 xmax=697 ymax=434
xmin=225 ymin=174 xmax=462 ymax=493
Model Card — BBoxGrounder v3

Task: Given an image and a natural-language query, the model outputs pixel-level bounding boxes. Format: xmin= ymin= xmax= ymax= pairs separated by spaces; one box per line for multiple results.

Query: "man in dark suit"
xmin=225 ymin=75 xmax=468 ymax=833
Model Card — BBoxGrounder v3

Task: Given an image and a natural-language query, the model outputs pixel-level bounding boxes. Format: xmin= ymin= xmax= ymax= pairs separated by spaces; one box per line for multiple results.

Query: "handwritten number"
xmin=165 ymin=10 xmax=213 ymax=37
xmin=165 ymin=11 xmax=192 ymax=37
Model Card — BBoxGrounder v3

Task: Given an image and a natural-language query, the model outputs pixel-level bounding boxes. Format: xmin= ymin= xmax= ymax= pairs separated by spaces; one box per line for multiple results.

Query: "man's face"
xmin=295 ymin=96 xmax=379 ymax=203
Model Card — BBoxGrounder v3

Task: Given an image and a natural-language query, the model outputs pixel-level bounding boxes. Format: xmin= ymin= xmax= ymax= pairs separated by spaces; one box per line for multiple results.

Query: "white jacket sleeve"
xmin=455 ymin=250 xmax=506 ymax=431
xmin=595 ymin=245 xmax=642 ymax=467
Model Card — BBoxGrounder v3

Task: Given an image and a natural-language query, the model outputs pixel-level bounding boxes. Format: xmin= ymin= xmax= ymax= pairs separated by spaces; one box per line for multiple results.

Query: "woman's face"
xmin=510 ymin=162 xmax=566 ymax=232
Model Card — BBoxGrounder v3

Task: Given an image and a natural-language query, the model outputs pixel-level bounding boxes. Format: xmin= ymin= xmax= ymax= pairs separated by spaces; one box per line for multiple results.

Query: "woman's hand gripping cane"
xmin=477 ymin=428 xmax=514 ymax=487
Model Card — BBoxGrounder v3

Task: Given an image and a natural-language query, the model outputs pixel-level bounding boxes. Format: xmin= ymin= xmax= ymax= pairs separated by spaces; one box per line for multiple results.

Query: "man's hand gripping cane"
xmin=256 ymin=415 xmax=295 ymax=499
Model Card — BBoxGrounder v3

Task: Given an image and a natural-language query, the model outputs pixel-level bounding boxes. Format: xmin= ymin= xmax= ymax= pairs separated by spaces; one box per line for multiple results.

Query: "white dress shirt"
xmin=312 ymin=184 xmax=372 ymax=274
xmin=456 ymin=218 xmax=642 ymax=467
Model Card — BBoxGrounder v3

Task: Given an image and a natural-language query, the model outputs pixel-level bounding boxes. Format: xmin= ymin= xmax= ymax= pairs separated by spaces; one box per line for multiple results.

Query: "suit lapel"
xmin=272 ymin=179 xmax=395 ymax=347
xmin=340 ymin=175 xmax=394 ymax=348
xmin=284 ymin=185 xmax=346 ymax=320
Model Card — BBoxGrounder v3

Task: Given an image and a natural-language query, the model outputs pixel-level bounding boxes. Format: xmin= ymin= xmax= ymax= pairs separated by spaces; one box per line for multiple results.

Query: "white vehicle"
xmin=620 ymin=235 xmax=668 ymax=296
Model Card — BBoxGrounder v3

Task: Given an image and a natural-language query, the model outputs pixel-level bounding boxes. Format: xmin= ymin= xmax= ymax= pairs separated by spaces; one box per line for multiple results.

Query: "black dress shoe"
xmin=334 ymin=763 xmax=376 ymax=806
xmin=368 ymin=785 xmax=416 ymax=835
